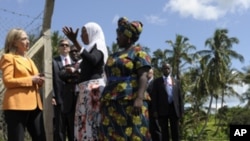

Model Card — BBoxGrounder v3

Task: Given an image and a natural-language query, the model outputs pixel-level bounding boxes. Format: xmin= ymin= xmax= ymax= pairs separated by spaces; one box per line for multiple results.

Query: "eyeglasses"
xmin=60 ymin=44 xmax=69 ymax=47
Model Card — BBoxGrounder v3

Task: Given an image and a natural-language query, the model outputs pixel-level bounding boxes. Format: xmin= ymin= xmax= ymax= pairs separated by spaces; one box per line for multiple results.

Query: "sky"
xmin=1 ymin=0 xmax=250 ymax=107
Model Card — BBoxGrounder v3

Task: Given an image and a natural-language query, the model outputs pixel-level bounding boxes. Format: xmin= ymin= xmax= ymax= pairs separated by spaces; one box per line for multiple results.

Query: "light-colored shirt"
xmin=163 ymin=76 xmax=173 ymax=103
xmin=60 ymin=55 xmax=71 ymax=66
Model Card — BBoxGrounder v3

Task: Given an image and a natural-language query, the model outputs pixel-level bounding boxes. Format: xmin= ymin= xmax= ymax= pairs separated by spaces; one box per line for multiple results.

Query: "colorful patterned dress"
xmin=74 ymin=78 xmax=105 ymax=141
xmin=99 ymin=46 xmax=152 ymax=141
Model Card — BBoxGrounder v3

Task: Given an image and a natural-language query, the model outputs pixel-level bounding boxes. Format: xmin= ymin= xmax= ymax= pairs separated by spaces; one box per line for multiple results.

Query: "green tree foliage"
xmin=229 ymin=107 xmax=250 ymax=125
xmin=165 ymin=34 xmax=196 ymax=80
xmin=1 ymin=26 xmax=249 ymax=141
xmin=51 ymin=30 xmax=64 ymax=57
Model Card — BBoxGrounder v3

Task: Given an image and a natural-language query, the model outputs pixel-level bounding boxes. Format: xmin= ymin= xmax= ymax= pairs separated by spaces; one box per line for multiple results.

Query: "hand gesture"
xmin=62 ymin=26 xmax=79 ymax=42
xmin=65 ymin=66 xmax=74 ymax=73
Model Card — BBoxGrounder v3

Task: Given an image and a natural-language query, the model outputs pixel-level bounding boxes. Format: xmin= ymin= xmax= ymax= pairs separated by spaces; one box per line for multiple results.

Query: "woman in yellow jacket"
xmin=0 ymin=28 xmax=46 ymax=141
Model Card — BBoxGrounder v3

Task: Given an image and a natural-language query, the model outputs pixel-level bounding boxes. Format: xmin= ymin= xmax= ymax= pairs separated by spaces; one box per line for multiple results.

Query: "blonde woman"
xmin=0 ymin=28 xmax=46 ymax=141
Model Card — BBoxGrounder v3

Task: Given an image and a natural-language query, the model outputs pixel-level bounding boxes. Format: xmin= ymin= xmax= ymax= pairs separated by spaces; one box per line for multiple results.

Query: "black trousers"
xmin=4 ymin=108 xmax=46 ymax=141
xmin=158 ymin=103 xmax=180 ymax=141
xmin=149 ymin=117 xmax=162 ymax=141
xmin=148 ymin=102 xmax=162 ymax=141
xmin=54 ymin=96 xmax=77 ymax=141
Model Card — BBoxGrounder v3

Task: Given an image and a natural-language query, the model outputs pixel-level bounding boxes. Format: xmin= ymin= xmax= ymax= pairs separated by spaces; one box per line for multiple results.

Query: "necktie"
xmin=65 ymin=58 xmax=69 ymax=66
xmin=166 ymin=77 xmax=173 ymax=103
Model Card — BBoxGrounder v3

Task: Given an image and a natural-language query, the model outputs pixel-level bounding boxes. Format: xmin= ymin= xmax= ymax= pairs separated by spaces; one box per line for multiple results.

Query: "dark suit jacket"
xmin=52 ymin=56 xmax=75 ymax=113
xmin=59 ymin=63 xmax=79 ymax=113
xmin=147 ymin=78 xmax=154 ymax=115
xmin=151 ymin=76 xmax=184 ymax=118
xmin=147 ymin=78 xmax=154 ymax=97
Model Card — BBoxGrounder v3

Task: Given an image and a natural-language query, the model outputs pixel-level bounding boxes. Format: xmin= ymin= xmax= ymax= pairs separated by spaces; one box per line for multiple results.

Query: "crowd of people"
xmin=0 ymin=17 xmax=184 ymax=141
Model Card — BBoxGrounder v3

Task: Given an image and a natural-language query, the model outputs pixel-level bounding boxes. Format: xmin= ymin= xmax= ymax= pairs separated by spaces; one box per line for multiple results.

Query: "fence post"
xmin=43 ymin=29 xmax=54 ymax=141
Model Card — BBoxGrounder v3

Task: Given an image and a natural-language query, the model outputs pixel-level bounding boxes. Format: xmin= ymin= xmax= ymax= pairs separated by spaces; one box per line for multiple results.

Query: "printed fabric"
xmin=99 ymin=46 xmax=152 ymax=141
xmin=74 ymin=78 xmax=105 ymax=141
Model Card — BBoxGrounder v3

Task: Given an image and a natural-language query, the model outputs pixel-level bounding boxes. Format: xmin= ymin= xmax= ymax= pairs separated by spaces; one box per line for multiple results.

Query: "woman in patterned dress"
xmin=99 ymin=17 xmax=152 ymax=141
xmin=63 ymin=22 xmax=108 ymax=141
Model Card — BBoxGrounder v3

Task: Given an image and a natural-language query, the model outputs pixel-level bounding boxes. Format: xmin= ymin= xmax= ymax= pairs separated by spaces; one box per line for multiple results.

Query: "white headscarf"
xmin=84 ymin=22 xmax=108 ymax=64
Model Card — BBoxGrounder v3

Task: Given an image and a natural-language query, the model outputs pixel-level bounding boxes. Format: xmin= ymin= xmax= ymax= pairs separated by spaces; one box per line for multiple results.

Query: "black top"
xmin=78 ymin=46 xmax=104 ymax=83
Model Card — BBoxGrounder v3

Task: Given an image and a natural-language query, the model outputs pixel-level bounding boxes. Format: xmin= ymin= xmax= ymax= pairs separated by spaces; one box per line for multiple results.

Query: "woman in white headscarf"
xmin=63 ymin=22 xmax=108 ymax=141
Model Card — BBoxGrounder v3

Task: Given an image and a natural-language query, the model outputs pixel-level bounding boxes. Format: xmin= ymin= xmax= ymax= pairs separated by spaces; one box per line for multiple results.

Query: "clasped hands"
xmin=64 ymin=65 xmax=76 ymax=73
xmin=32 ymin=73 xmax=45 ymax=87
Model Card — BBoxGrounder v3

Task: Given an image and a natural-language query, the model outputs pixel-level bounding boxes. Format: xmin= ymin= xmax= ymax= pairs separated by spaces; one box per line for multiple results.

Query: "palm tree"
xmin=196 ymin=28 xmax=244 ymax=139
xmin=213 ymin=68 xmax=243 ymax=135
xmin=241 ymin=87 xmax=250 ymax=108
xmin=151 ymin=49 xmax=169 ymax=77
xmin=165 ymin=34 xmax=196 ymax=80
xmin=181 ymin=60 xmax=212 ymax=140
xmin=242 ymin=65 xmax=250 ymax=83
xmin=241 ymin=65 xmax=250 ymax=107
xmin=197 ymin=29 xmax=244 ymax=88
xmin=221 ymin=69 xmax=243 ymax=109
xmin=51 ymin=31 xmax=64 ymax=57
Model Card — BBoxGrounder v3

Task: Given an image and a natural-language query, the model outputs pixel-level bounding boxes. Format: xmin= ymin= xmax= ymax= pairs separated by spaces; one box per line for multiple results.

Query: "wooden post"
xmin=41 ymin=0 xmax=54 ymax=140
xmin=41 ymin=0 xmax=55 ymax=35
xmin=43 ymin=30 xmax=54 ymax=141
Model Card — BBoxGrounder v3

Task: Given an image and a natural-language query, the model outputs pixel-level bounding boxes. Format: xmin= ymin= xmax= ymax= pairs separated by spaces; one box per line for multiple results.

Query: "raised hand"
xmin=62 ymin=26 xmax=79 ymax=42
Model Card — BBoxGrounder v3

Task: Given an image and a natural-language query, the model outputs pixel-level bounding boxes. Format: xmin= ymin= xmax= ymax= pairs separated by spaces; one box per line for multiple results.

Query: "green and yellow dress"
xmin=99 ymin=46 xmax=152 ymax=141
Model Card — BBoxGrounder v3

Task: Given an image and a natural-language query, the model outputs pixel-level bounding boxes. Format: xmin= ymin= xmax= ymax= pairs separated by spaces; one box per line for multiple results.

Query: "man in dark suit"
xmin=151 ymin=62 xmax=184 ymax=141
xmin=147 ymin=68 xmax=162 ymax=141
xmin=52 ymin=39 xmax=75 ymax=141
xmin=147 ymin=68 xmax=154 ymax=94
xmin=59 ymin=45 xmax=81 ymax=141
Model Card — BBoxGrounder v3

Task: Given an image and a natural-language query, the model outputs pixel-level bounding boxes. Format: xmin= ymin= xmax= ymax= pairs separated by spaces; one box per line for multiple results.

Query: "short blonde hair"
xmin=4 ymin=28 xmax=26 ymax=54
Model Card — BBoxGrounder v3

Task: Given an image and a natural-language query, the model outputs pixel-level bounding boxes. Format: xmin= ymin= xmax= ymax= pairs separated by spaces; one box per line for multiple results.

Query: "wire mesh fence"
xmin=0 ymin=7 xmax=43 ymax=48
xmin=0 ymin=7 xmax=44 ymax=141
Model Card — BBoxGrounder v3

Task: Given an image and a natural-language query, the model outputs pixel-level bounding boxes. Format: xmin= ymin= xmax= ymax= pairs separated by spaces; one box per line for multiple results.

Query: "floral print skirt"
xmin=99 ymin=100 xmax=152 ymax=141
xmin=74 ymin=78 xmax=105 ymax=141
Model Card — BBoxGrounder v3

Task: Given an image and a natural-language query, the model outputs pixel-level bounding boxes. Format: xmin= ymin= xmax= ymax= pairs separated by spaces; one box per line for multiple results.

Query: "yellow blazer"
xmin=0 ymin=54 xmax=43 ymax=110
